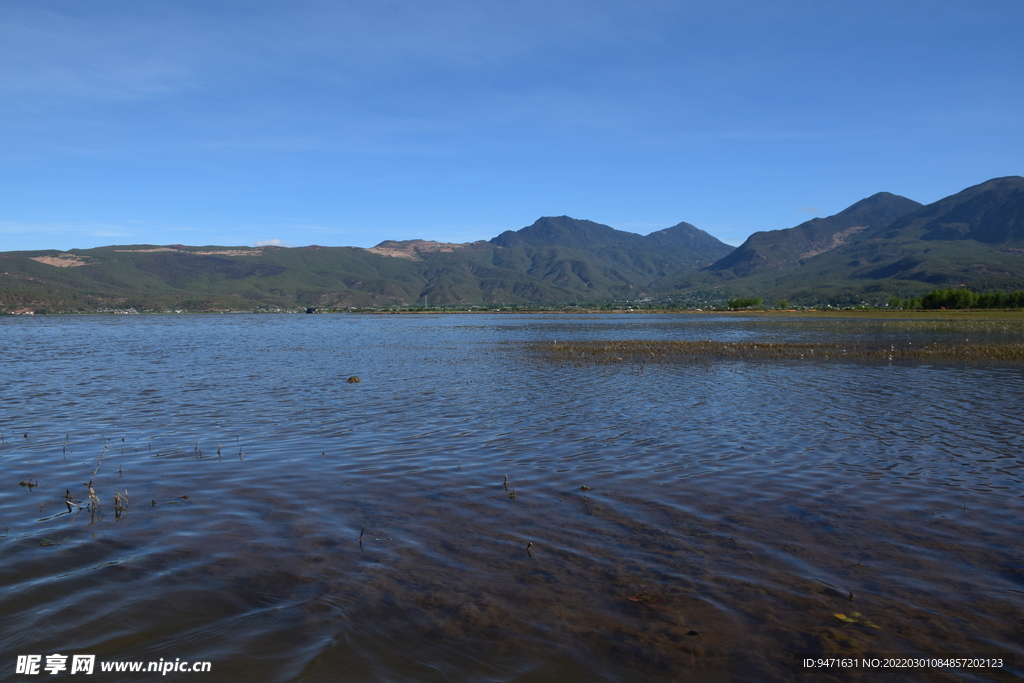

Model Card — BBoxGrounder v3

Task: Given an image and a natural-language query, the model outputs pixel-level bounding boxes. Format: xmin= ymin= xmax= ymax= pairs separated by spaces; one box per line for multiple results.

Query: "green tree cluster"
xmin=727 ymin=297 xmax=763 ymax=310
xmin=917 ymin=288 xmax=1024 ymax=309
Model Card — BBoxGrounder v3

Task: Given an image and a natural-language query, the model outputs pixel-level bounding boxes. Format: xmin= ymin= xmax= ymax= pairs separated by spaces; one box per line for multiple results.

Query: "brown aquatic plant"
xmin=84 ymin=442 xmax=108 ymax=509
xmin=65 ymin=489 xmax=83 ymax=513
xmin=114 ymin=490 xmax=129 ymax=519
xmin=525 ymin=338 xmax=1024 ymax=366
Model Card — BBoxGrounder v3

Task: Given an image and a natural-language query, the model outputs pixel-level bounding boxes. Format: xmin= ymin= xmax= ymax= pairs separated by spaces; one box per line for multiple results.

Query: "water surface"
xmin=2 ymin=314 xmax=1022 ymax=681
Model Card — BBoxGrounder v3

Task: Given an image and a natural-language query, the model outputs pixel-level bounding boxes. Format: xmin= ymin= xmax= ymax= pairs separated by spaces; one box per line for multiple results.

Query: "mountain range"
xmin=2 ymin=176 xmax=1022 ymax=312
xmin=675 ymin=176 xmax=1024 ymax=304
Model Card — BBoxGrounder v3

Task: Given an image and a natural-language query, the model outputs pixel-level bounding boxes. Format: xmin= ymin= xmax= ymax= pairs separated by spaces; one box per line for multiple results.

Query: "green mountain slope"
xmin=0 ymin=217 xmax=733 ymax=311
xmin=485 ymin=216 xmax=734 ymax=299
xmin=4 ymin=178 xmax=1023 ymax=312
xmin=704 ymin=192 xmax=922 ymax=277
xmin=0 ymin=245 xmax=432 ymax=311
xmin=763 ymin=176 xmax=1024 ymax=301
xmin=654 ymin=177 xmax=1024 ymax=305
xmin=875 ymin=176 xmax=1024 ymax=244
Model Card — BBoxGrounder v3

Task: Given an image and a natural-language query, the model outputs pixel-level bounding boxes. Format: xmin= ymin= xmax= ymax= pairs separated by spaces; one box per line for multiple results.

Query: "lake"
xmin=2 ymin=313 xmax=1022 ymax=682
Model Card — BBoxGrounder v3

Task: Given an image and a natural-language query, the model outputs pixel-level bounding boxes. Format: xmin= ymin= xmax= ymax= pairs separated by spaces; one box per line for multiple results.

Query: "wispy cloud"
xmin=0 ymin=5 xmax=198 ymax=102
xmin=0 ymin=220 xmax=142 ymax=251
xmin=89 ymin=230 xmax=135 ymax=237
xmin=0 ymin=1 xmax=670 ymax=105
xmin=254 ymin=238 xmax=293 ymax=247
xmin=0 ymin=220 xmax=132 ymax=236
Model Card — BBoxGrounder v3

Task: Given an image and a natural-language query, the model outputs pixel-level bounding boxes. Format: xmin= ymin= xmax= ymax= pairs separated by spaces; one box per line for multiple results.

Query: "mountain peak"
xmin=876 ymin=175 xmax=1024 ymax=244
xmin=704 ymin=191 xmax=922 ymax=276
xmin=645 ymin=221 xmax=700 ymax=239
xmin=835 ymin=192 xmax=923 ymax=222
xmin=643 ymin=222 xmax=734 ymax=257
xmin=490 ymin=216 xmax=624 ymax=249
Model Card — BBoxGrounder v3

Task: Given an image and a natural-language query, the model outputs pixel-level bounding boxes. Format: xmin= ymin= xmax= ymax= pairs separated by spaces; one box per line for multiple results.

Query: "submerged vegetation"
xmin=528 ymin=339 xmax=1024 ymax=366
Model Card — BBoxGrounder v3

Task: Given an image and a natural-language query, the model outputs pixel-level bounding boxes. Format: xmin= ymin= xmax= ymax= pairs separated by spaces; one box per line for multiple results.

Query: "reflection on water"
xmin=1 ymin=314 xmax=1023 ymax=682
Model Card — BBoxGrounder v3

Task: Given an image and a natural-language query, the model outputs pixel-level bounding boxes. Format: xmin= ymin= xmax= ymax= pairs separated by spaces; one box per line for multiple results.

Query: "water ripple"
xmin=2 ymin=314 xmax=1022 ymax=681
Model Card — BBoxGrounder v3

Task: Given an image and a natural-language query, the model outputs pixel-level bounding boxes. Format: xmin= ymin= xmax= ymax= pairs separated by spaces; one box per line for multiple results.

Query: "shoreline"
xmin=6 ymin=308 xmax=1024 ymax=320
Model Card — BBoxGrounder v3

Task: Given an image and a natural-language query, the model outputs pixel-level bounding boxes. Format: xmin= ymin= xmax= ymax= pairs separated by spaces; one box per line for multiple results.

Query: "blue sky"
xmin=2 ymin=0 xmax=1022 ymax=251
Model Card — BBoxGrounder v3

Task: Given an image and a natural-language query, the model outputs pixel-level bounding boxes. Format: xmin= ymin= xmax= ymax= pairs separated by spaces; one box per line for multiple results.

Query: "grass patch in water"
xmin=527 ymin=340 xmax=1024 ymax=365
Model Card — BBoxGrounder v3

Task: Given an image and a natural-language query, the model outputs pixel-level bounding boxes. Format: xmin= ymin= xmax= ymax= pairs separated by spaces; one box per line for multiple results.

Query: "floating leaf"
xmin=834 ymin=612 xmax=881 ymax=629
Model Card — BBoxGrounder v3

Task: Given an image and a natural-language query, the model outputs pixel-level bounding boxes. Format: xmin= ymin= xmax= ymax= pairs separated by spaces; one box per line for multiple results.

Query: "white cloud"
xmin=255 ymin=238 xmax=292 ymax=247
